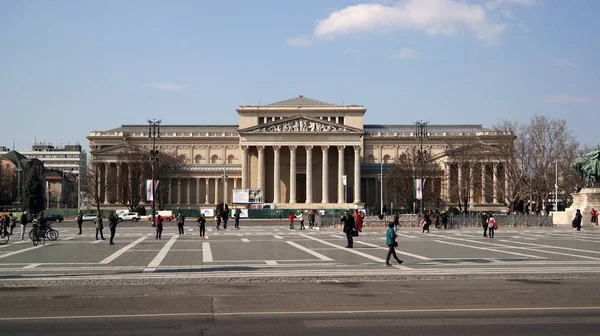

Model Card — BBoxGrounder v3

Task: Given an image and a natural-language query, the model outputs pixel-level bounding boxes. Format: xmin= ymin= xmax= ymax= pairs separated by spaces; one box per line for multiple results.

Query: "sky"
xmin=1 ymin=0 xmax=599 ymax=151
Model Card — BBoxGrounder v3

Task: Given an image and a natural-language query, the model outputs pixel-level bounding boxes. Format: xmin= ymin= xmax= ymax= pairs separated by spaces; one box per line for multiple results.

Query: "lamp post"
xmin=379 ymin=160 xmax=383 ymax=215
xmin=222 ymin=160 xmax=228 ymax=206
xmin=415 ymin=121 xmax=429 ymax=216
xmin=148 ymin=119 xmax=161 ymax=227
xmin=77 ymin=157 xmax=81 ymax=210
xmin=15 ymin=166 xmax=23 ymax=205
xmin=555 ymin=160 xmax=559 ymax=212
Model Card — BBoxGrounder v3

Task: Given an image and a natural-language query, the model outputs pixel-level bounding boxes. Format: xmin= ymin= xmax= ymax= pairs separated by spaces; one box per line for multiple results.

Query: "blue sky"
xmin=1 ymin=0 xmax=599 ymax=150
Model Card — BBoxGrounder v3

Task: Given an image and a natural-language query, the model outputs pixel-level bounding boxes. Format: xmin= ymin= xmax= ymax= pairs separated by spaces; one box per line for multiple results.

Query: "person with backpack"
xmin=385 ymin=222 xmax=404 ymax=266
xmin=487 ymin=214 xmax=498 ymax=238
xmin=197 ymin=213 xmax=206 ymax=239
xmin=76 ymin=211 xmax=83 ymax=235
xmin=108 ymin=211 xmax=118 ymax=245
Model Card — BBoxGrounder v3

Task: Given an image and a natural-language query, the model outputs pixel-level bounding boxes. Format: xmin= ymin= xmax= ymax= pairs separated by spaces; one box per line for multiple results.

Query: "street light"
xmin=222 ymin=160 xmax=228 ymax=206
xmin=415 ymin=121 xmax=429 ymax=216
xmin=555 ymin=160 xmax=559 ymax=212
xmin=379 ymin=160 xmax=383 ymax=215
xmin=148 ymin=119 xmax=161 ymax=227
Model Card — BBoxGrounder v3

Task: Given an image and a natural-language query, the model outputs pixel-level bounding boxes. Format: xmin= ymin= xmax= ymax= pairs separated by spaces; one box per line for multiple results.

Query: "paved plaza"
xmin=1 ymin=221 xmax=600 ymax=284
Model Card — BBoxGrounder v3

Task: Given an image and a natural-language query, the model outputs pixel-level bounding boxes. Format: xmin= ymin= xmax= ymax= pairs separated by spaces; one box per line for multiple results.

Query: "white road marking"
xmin=202 ymin=242 xmax=213 ymax=262
xmin=91 ymin=240 xmax=103 ymax=244
xmin=63 ymin=237 xmax=75 ymax=241
xmin=265 ymin=260 xmax=278 ymax=265
xmin=331 ymin=235 xmax=344 ymax=239
xmin=499 ymin=240 xmax=600 ymax=255
xmin=434 ymin=240 xmax=546 ymax=259
xmin=143 ymin=235 xmax=178 ymax=272
xmin=354 ymin=241 xmax=431 ymax=260
xmin=286 ymin=241 xmax=333 ymax=261
xmin=273 ymin=235 xmax=284 ymax=239
xmin=0 ymin=244 xmax=49 ymax=259
xmin=100 ymin=237 xmax=147 ymax=264
xmin=23 ymin=263 xmax=42 ymax=269
xmin=187 ymin=228 xmax=193 ymax=231
xmin=241 ymin=238 xmax=250 ymax=243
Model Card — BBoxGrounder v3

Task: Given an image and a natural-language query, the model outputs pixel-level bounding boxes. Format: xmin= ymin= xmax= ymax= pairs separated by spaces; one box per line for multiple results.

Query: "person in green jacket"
xmin=385 ymin=222 xmax=404 ymax=267
xmin=94 ymin=214 xmax=105 ymax=240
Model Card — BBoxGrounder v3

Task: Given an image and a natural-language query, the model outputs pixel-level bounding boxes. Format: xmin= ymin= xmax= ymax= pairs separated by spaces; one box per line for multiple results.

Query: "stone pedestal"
xmin=553 ymin=188 xmax=600 ymax=226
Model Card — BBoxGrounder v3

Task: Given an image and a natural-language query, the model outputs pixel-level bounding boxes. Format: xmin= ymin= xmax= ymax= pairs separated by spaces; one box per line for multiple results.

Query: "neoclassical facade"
xmin=88 ymin=96 xmax=512 ymax=211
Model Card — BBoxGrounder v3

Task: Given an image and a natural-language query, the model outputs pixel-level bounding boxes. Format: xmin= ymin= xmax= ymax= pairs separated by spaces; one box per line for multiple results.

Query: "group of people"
xmin=78 ymin=211 xmax=119 ymax=245
xmin=480 ymin=212 xmax=498 ymax=238
xmin=2 ymin=211 xmax=51 ymax=241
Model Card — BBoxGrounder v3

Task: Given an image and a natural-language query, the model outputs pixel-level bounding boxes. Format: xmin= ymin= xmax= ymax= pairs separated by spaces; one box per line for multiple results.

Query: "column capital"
xmin=353 ymin=145 xmax=361 ymax=152
xmin=337 ymin=145 xmax=346 ymax=152
xmin=241 ymin=145 xmax=249 ymax=151
xmin=257 ymin=145 xmax=265 ymax=152
xmin=289 ymin=145 xmax=297 ymax=152
xmin=321 ymin=145 xmax=329 ymax=152
xmin=305 ymin=145 xmax=313 ymax=152
xmin=273 ymin=145 xmax=281 ymax=152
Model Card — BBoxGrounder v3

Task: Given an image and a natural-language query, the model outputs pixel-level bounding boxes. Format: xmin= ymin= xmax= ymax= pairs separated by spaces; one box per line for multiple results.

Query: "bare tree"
xmin=154 ymin=153 xmax=185 ymax=210
xmin=81 ymin=160 xmax=115 ymax=214
xmin=117 ymin=147 xmax=150 ymax=211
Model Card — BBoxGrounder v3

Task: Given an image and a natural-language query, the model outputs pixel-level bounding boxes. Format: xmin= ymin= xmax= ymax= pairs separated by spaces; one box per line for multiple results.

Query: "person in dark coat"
xmin=222 ymin=204 xmax=229 ymax=230
xmin=20 ymin=211 xmax=28 ymax=241
xmin=76 ymin=211 xmax=84 ymax=235
xmin=177 ymin=212 xmax=185 ymax=235
xmin=341 ymin=210 xmax=356 ymax=248
xmin=234 ymin=209 xmax=241 ymax=229
xmin=108 ymin=211 xmax=118 ymax=245
xmin=573 ymin=209 xmax=583 ymax=231
xmin=95 ymin=214 xmax=105 ymax=240
xmin=156 ymin=215 xmax=164 ymax=239
xmin=481 ymin=212 xmax=489 ymax=237
xmin=197 ymin=213 xmax=206 ymax=239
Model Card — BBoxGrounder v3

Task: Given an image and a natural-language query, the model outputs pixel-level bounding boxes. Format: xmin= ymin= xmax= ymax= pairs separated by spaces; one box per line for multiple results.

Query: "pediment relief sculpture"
xmin=252 ymin=118 xmax=350 ymax=133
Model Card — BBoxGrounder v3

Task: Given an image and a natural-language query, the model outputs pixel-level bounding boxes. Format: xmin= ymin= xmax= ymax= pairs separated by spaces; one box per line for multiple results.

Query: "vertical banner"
xmin=414 ymin=179 xmax=423 ymax=200
xmin=146 ymin=180 xmax=159 ymax=201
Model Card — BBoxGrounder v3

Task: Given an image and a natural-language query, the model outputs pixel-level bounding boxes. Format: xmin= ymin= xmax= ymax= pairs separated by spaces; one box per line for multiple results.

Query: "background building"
xmin=0 ymin=144 xmax=87 ymax=176
xmin=0 ymin=150 xmax=45 ymax=207
xmin=88 ymin=96 xmax=513 ymax=212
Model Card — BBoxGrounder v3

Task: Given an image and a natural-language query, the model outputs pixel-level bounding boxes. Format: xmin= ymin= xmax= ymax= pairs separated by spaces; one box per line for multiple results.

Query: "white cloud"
xmin=554 ymin=58 xmax=574 ymax=67
xmin=517 ymin=23 xmax=531 ymax=32
xmin=486 ymin=0 xmax=541 ymax=10
xmin=313 ymin=0 xmax=507 ymax=45
xmin=394 ymin=47 xmax=421 ymax=60
xmin=286 ymin=36 xmax=313 ymax=47
xmin=546 ymin=95 xmax=600 ymax=104
xmin=145 ymin=82 xmax=187 ymax=91
xmin=344 ymin=48 xmax=360 ymax=56
xmin=501 ymin=9 xmax=514 ymax=19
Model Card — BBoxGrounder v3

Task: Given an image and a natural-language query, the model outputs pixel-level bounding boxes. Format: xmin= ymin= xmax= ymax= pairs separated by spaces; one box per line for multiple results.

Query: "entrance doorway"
xmin=296 ymin=174 xmax=306 ymax=203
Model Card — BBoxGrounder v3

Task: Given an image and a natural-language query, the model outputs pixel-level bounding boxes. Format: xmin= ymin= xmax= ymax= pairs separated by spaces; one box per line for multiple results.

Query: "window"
xmin=194 ymin=155 xmax=203 ymax=164
xmin=338 ymin=117 xmax=344 ymax=125
xmin=383 ymin=155 xmax=391 ymax=164
xmin=367 ymin=155 xmax=375 ymax=164
xmin=227 ymin=155 xmax=235 ymax=164
xmin=211 ymin=155 xmax=219 ymax=164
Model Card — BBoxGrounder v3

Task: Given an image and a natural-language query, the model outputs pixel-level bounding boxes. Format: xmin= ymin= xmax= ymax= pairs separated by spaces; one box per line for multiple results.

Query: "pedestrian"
xmin=197 ymin=213 xmax=206 ymax=239
xmin=421 ymin=210 xmax=431 ymax=233
xmin=215 ymin=211 xmax=221 ymax=230
xmin=288 ymin=212 xmax=295 ymax=230
xmin=341 ymin=210 xmax=356 ymax=248
xmin=108 ymin=211 xmax=118 ymax=245
xmin=573 ymin=209 xmax=583 ymax=231
xmin=20 ymin=211 xmax=28 ymax=241
xmin=9 ymin=213 xmax=16 ymax=235
xmin=385 ymin=222 xmax=404 ymax=266
xmin=481 ymin=212 xmax=489 ymax=237
xmin=1 ymin=215 xmax=9 ymax=237
xmin=298 ymin=211 xmax=305 ymax=230
xmin=308 ymin=210 xmax=315 ymax=229
xmin=76 ymin=211 xmax=83 ymax=235
xmin=156 ymin=214 xmax=164 ymax=239
xmin=222 ymin=204 xmax=230 ymax=230
xmin=355 ymin=209 xmax=363 ymax=232
xmin=487 ymin=214 xmax=497 ymax=238
xmin=434 ymin=209 xmax=440 ymax=229
xmin=94 ymin=214 xmax=105 ymax=240
xmin=234 ymin=208 xmax=241 ymax=229
xmin=441 ymin=211 xmax=448 ymax=230
xmin=393 ymin=211 xmax=399 ymax=232
xmin=590 ymin=208 xmax=598 ymax=226
xmin=177 ymin=212 xmax=185 ymax=235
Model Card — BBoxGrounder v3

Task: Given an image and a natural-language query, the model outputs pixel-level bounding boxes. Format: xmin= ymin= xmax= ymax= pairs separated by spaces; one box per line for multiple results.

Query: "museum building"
xmin=87 ymin=96 xmax=512 ymax=211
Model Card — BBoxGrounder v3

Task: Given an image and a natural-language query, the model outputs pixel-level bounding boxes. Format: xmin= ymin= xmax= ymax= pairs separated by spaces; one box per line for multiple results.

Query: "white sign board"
xmin=200 ymin=209 xmax=215 ymax=217
xmin=342 ymin=175 xmax=347 ymax=186
xmin=233 ymin=189 xmax=264 ymax=204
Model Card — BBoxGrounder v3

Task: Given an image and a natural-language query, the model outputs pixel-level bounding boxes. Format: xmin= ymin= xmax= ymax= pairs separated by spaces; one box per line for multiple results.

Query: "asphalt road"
xmin=2 ymin=279 xmax=600 ymax=335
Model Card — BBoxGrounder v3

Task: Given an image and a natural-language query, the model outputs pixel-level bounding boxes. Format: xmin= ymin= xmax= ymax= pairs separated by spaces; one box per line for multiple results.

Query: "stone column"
xmin=365 ymin=178 xmax=370 ymax=204
xmin=205 ymin=178 xmax=210 ymax=204
xmin=273 ymin=146 xmax=281 ymax=203
xmin=321 ymin=146 xmax=329 ymax=203
xmin=214 ymin=178 xmax=219 ymax=204
xmin=457 ymin=164 xmax=463 ymax=202
xmin=481 ymin=163 xmax=486 ymax=204
xmin=128 ymin=165 xmax=133 ymax=205
xmin=337 ymin=145 xmax=345 ymax=204
xmin=196 ymin=178 xmax=200 ymax=204
xmin=445 ymin=163 xmax=451 ymax=202
xmin=168 ymin=179 xmax=172 ymax=205
xmin=305 ymin=146 xmax=313 ymax=204
xmin=234 ymin=178 xmax=238 ymax=189
xmin=224 ymin=174 xmax=228 ymax=204
xmin=241 ymin=146 xmax=249 ymax=188
xmin=353 ymin=146 xmax=361 ymax=203
xmin=187 ymin=178 xmax=191 ymax=205
xmin=257 ymin=146 xmax=265 ymax=192
xmin=104 ymin=163 xmax=110 ymax=204
xmin=177 ymin=178 xmax=182 ymax=205
xmin=116 ymin=163 xmax=121 ymax=204
xmin=492 ymin=163 xmax=498 ymax=203
xmin=469 ymin=164 xmax=474 ymax=205
xmin=289 ymin=146 xmax=297 ymax=203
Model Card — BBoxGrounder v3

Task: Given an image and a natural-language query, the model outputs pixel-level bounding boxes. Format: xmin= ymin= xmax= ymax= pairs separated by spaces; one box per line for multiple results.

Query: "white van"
xmin=147 ymin=210 xmax=174 ymax=221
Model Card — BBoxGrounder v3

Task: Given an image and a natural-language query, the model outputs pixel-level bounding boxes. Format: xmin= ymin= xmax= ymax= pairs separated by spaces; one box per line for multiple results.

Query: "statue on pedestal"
xmin=572 ymin=145 xmax=600 ymax=188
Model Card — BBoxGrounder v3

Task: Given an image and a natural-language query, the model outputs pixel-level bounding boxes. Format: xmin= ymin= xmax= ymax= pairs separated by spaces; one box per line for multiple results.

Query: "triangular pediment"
xmin=238 ymin=116 xmax=363 ymax=134
xmin=267 ymin=95 xmax=336 ymax=107
xmin=92 ymin=144 xmax=149 ymax=155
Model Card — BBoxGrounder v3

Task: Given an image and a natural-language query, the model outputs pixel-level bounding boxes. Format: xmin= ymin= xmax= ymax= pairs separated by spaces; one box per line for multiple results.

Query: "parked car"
xmin=147 ymin=210 xmax=174 ymax=222
xmin=45 ymin=214 xmax=64 ymax=222
xmin=82 ymin=214 xmax=98 ymax=221
xmin=118 ymin=212 xmax=141 ymax=222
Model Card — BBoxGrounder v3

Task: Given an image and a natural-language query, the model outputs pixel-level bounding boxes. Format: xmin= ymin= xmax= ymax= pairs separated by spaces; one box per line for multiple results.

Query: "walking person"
xmin=177 ymin=212 xmax=185 ymax=235
xmin=76 ymin=211 xmax=83 ymax=235
xmin=288 ymin=212 xmax=295 ymax=230
xmin=355 ymin=210 xmax=364 ymax=232
xmin=441 ymin=211 xmax=448 ymax=230
xmin=421 ymin=210 xmax=431 ymax=234
xmin=385 ymin=222 xmax=404 ymax=266
xmin=434 ymin=209 xmax=440 ymax=229
xmin=590 ymin=208 xmax=598 ymax=226
xmin=197 ymin=213 xmax=206 ymax=239
xmin=234 ymin=209 xmax=241 ymax=229
xmin=341 ymin=210 xmax=356 ymax=248
xmin=20 ymin=211 xmax=28 ymax=241
xmin=156 ymin=214 xmax=164 ymax=239
xmin=298 ymin=211 xmax=305 ymax=230
xmin=573 ymin=209 xmax=583 ymax=231
xmin=94 ymin=214 xmax=105 ymax=240
xmin=222 ymin=204 xmax=230 ymax=230
xmin=108 ymin=211 xmax=118 ymax=245
xmin=308 ymin=210 xmax=315 ymax=229
xmin=393 ymin=211 xmax=400 ymax=232
xmin=481 ymin=212 xmax=489 ymax=237
xmin=9 ymin=213 xmax=16 ymax=235
xmin=215 ymin=212 xmax=221 ymax=230
xmin=487 ymin=214 xmax=497 ymax=238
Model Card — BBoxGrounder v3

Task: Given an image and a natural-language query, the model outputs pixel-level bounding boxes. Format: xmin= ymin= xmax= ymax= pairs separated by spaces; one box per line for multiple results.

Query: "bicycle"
xmin=0 ymin=225 xmax=9 ymax=245
xmin=29 ymin=225 xmax=46 ymax=246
